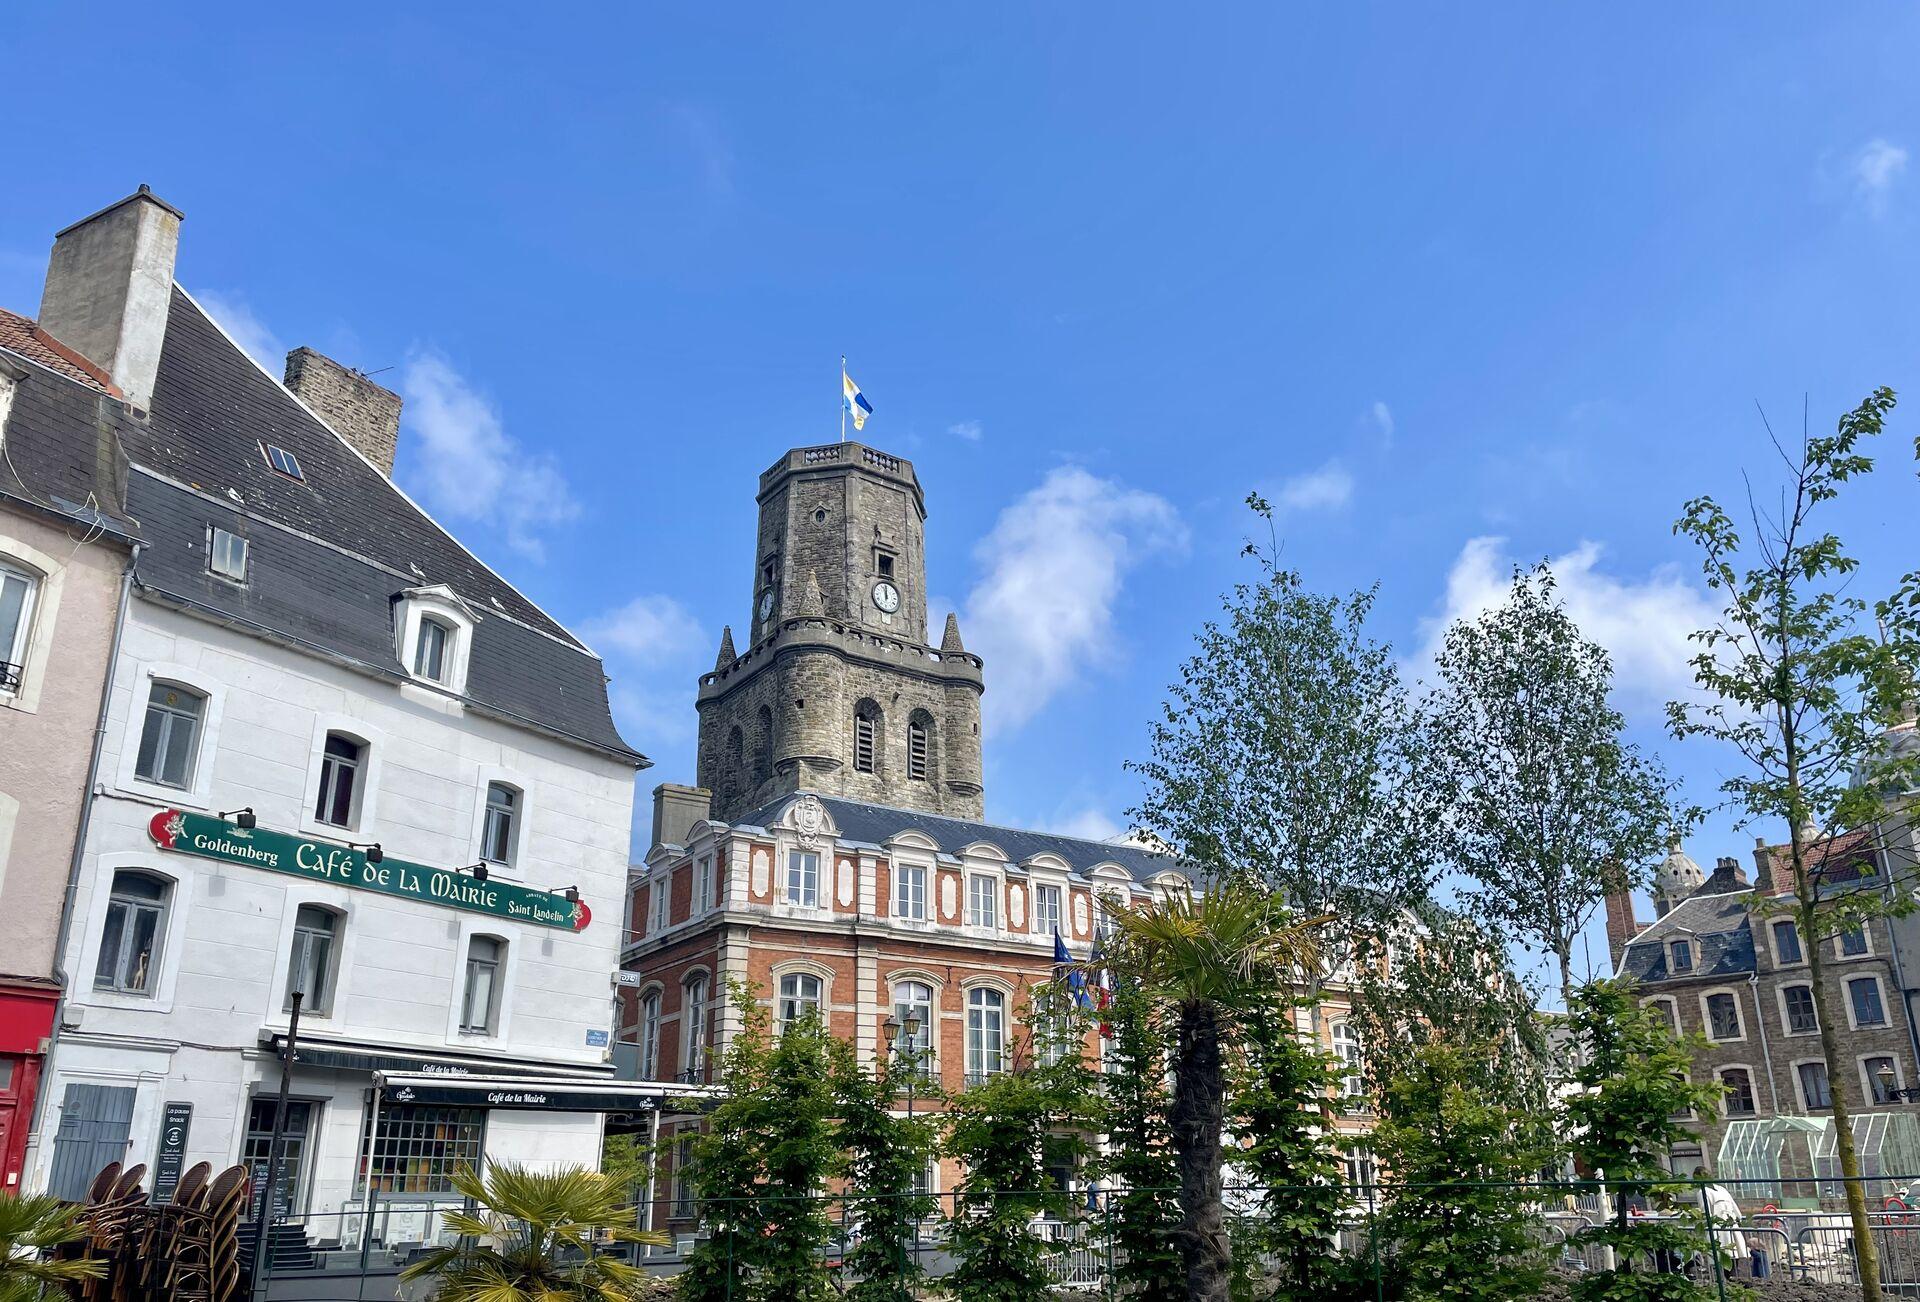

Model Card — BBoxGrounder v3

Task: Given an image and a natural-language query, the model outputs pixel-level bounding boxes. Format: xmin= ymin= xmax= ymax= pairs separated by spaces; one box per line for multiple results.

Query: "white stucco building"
xmin=14 ymin=188 xmax=649 ymax=1239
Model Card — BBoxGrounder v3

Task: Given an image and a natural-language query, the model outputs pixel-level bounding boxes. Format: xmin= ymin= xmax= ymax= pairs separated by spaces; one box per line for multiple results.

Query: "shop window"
xmin=360 ymin=1104 xmax=486 ymax=1195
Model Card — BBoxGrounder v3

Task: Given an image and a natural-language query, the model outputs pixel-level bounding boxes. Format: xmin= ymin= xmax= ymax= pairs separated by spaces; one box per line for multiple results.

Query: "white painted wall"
xmin=31 ymin=600 xmax=636 ymax=1210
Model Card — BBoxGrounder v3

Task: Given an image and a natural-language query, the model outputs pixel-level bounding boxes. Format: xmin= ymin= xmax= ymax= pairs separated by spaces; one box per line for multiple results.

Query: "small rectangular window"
xmin=414 ymin=617 xmax=451 ymax=683
xmin=1839 ymin=928 xmax=1869 ymax=957
xmin=1668 ymin=939 xmax=1693 ymax=974
xmin=967 ymin=874 xmax=998 ymax=930
xmin=654 ymin=873 xmax=671 ymax=931
xmin=854 ymin=713 xmax=877 ymax=773
xmin=1705 ymin=992 xmax=1741 ymax=1040
xmin=1784 ymin=984 xmax=1819 ymax=1034
xmin=895 ymin=864 xmax=926 ymax=921
xmin=786 ymin=851 xmax=819 ymax=908
xmin=875 ymin=551 xmax=895 ymax=579
xmin=314 ymin=733 xmax=364 ymax=827
xmin=209 ymin=527 xmax=248 ymax=581
xmin=1034 ymin=884 xmax=1062 ymax=937
xmin=1798 ymin=1060 xmax=1832 ymax=1110
xmin=0 ymin=564 xmax=39 ymax=690
xmin=1721 ymin=1068 xmax=1756 ymax=1116
xmin=136 ymin=682 xmax=206 ymax=789
xmin=481 ymin=783 xmax=517 ymax=865
xmin=461 ymin=936 xmax=503 ymax=1034
xmin=1849 ymin=977 xmax=1887 ymax=1027
xmin=260 ymin=442 xmax=305 ymax=481
xmin=1773 ymin=919 xmax=1803 ymax=965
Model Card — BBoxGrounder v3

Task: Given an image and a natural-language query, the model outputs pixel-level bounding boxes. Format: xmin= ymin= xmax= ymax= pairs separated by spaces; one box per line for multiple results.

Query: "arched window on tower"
xmin=754 ymin=705 xmax=774 ymax=783
xmin=853 ymin=700 xmax=882 ymax=774
xmin=907 ymin=711 xmax=935 ymax=783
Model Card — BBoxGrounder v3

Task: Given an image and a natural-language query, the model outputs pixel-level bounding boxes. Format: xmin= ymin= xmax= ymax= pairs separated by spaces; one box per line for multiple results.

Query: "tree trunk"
xmin=1171 ymin=1000 xmax=1230 ymax=1302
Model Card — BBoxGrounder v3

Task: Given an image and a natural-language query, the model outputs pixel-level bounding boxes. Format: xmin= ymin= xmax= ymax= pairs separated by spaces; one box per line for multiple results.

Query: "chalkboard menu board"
xmin=153 ymin=1102 xmax=193 ymax=1202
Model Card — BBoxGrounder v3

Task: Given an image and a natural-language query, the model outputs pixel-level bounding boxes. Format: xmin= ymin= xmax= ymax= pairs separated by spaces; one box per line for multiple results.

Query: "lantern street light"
xmin=1875 ymin=1063 xmax=1920 ymax=1104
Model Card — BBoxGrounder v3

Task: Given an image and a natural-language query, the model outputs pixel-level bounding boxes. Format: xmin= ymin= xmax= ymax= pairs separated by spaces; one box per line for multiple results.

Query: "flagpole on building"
xmin=840 ymin=356 xmax=848 ymax=443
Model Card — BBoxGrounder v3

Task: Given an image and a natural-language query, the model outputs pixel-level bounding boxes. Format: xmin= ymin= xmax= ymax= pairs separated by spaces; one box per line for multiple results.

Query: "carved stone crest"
xmin=793 ymin=794 xmax=826 ymax=847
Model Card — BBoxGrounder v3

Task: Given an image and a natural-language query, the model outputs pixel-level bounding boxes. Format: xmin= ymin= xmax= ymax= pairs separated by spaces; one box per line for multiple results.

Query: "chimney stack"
xmin=651 ymin=783 xmax=713 ymax=851
xmin=284 ymin=348 xmax=403 ymax=475
xmin=1751 ymin=835 xmax=1777 ymax=895
xmin=1603 ymin=886 xmax=1640 ymax=974
xmin=38 ymin=185 xmax=183 ymax=411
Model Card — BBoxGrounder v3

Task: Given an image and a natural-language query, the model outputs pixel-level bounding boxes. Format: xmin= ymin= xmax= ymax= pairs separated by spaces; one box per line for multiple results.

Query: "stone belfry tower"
xmin=695 ymin=442 xmax=985 ymax=822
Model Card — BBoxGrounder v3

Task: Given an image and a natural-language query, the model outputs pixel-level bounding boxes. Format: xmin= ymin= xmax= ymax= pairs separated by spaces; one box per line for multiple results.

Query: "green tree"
xmin=833 ymin=1039 xmax=941 ymax=1302
xmin=1094 ymin=880 xmax=1328 ymax=1302
xmin=1367 ymin=1043 xmax=1554 ymax=1302
xmin=944 ymin=1001 xmax=1097 ymax=1302
xmin=1669 ymin=388 xmax=1920 ymax=1301
xmin=1128 ymin=495 xmax=1438 ymax=945
xmin=1228 ymin=993 xmax=1350 ymax=1302
xmin=1563 ymin=981 xmax=1745 ymax=1302
xmin=1097 ymin=981 xmax=1185 ymax=1301
xmin=680 ymin=982 xmax=844 ymax=1302
xmin=399 ymin=1162 xmax=665 ymax=1302
xmin=0 ymin=1191 xmax=103 ymax=1302
xmin=1424 ymin=562 xmax=1679 ymax=1004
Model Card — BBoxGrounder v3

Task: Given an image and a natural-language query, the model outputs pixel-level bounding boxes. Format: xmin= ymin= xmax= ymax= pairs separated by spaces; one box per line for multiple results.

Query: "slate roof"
xmin=734 ymin=792 xmax=1182 ymax=884
xmin=0 ymin=314 xmax=139 ymax=539
xmin=1 ymin=285 xmax=640 ymax=764
xmin=1619 ymin=887 xmax=1757 ymax=983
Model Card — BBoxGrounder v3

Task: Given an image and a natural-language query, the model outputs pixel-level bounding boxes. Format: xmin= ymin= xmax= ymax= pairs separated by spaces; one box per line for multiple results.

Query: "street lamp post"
xmin=881 ymin=1011 xmax=925 ymax=1276
xmin=1875 ymin=1064 xmax=1920 ymax=1105
xmin=250 ymin=982 xmax=304 ymax=1302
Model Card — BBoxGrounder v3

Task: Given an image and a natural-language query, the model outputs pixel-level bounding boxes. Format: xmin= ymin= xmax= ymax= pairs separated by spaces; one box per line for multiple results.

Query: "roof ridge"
xmin=795 ymin=791 xmax=1162 ymax=861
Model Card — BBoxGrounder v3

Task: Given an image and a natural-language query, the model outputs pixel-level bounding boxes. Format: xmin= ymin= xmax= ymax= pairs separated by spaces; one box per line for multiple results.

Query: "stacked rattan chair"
xmin=163 ymin=1164 xmax=248 ymax=1302
xmin=131 ymin=1162 xmax=213 ymax=1302
xmin=75 ymin=1163 xmax=147 ymax=1302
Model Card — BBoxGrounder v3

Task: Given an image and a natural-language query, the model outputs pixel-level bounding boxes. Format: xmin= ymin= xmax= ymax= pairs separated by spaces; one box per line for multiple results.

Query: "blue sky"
xmin=5 ymin=5 xmax=1918 ymax=990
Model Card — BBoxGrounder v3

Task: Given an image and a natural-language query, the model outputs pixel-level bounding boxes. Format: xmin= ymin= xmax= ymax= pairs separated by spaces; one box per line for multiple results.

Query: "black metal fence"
xmin=249 ymin=1175 xmax=1920 ymax=1299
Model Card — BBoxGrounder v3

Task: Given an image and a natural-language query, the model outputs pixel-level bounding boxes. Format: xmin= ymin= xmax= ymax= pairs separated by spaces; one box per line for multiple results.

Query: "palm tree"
xmin=0 ymin=1191 xmax=103 ymax=1302
xmin=399 ymin=1161 xmax=668 ymax=1301
xmin=1088 ymin=878 xmax=1326 ymax=1302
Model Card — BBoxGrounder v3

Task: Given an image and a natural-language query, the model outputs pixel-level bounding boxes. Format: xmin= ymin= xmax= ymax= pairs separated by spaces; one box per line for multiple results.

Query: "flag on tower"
xmin=843 ymin=367 xmax=873 ymax=432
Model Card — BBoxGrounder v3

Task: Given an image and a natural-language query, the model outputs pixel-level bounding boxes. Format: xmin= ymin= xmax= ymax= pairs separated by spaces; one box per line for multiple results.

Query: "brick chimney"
xmin=1751 ymin=835 xmax=1777 ymax=895
xmin=284 ymin=347 xmax=402 ymax=475
xmin=651 ymin=783 xmax=713 ymax=850
xmin=1603 ymin=886 xmax=1640 ymax=973
xmin=38 ymin=185 xmax=183 ymax=410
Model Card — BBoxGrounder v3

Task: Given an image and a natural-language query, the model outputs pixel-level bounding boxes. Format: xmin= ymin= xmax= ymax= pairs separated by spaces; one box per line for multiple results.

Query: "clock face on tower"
xmin=871 ymin=581 xmax=900 ymax=614
xmin=759 ymin=589 xmax=775 ymax=623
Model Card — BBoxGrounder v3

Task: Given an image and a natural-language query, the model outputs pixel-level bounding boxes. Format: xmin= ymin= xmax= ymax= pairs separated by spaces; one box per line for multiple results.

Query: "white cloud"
xmin=949 ymin=420 xmax=984 ymax=442
xmin=1853 ymin=138 xmax=1908 ymax=214
xmin=1276 ymin=460 xmax=1354 ymax=512
xmin=1368 ymin=400 xmax=1395 ymax=447
xmin=1415 ymin=536 xmax=1718 ymax=712
xmin=1043 ymin=807 xmax=1123 ymax=842
xmin=580 ymin=594 xmax=706 ymax=666
xmin=398 ymin=350 xmax=581 ymax=562
xmin=194 ymin=289 xmax=287 ymax=374
xmin=961 ymin=466 xmax=1186 ymax=732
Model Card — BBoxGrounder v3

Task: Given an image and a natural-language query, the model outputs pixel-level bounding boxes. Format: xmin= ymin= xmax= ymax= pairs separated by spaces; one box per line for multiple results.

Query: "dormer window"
xmin=260 ymin=442 xmax=305 ymax=481
xmin=414 ymin=617 xmax=452 ymax=682
xmin=394 ymin=585 xmax=477 ymax=694
xmin=208 ymin=527 xmax=248 ymax=582
xmin=1668 ymin=939 xmax=1694 ymax=975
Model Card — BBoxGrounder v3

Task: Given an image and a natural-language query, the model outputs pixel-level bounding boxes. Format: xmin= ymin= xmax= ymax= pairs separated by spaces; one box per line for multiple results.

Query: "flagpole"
xmin=840 ymin=356 xmax=847 ymax=443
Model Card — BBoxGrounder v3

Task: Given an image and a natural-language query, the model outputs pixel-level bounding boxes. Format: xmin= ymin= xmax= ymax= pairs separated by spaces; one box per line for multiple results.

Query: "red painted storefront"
xmin=0 ymin=982 xmax=59 ymax=1191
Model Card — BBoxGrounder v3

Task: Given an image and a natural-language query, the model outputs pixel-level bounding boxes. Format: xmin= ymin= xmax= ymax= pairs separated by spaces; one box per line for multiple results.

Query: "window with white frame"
xmin=786 ymin=851 xmax=820 ymax=908
xmin=893 ymin=980 xmax=935 ymax=1075
xmin=1783 ymin=984 xmax=1819 ymax=1034
xmin=1668 ymin=939 xmax=1694 ymax=975
xmin=673 ymin=1132 xmax=696 ymax=1217
xmin=460 ymin=935 xmax=505 ymax=1034
xmin=1838 ymin=927 xmax=1870 ymax=957
xmin=208 ymin=527 xmax=248 ymax=582
xmin=1772 ymin=918 xmax=1804 ymax=965
xmin=480 ymin=783 xmax=518 ymax=866
xmin=1343 ymin=1145 xmax=1377 ymax=1194
xmin=653 ymin=872 xmax=671 ymax=932
xmin=94 ymin=870 xmax=170 ymax=995
xmin=0 ymin=562 xmax=39 ymax=691
xmin=313 ymin=733 xmax=366 ymax=827
xmin=1849 ymin=976 xmax=1887 ymax=1027
xmin=965 ymin=987 xmax=1006 ymax=1083
xmin=967 ymin=874 xmax=998 ymax=929
xmin=1867 ymin=1056 xmax=1900 ymax=1105
xmin=778 ymin=972 xmax=822 ymax=1032
xmin=285 ymin=904 xmax=341 ymax=1015
xmin=413 ymin=616 xmax=453 ymax=683
xmin=694 ymin=856 xmax=713 ymax=913
xmin=639 ymin=990 xmax=662 ymax=1078
xmin=1798 ymin=1060 xmax=1832 ymax=1110
xmin=894 ymin=863 xmax=926 ymax=921
xmin=1704 ymin=992 xmax=1742 ymax=1041
xmin=1034 ymin=883 xmax=1062 ymax=937
xmin=683 ymin=975 xmax=710 ymax=1081
xmin=1721 ymin=1067 xmax=1757 ymax=1115
xmin=135 ymin=682 xmax=206 ymax=788
xmin=1331 ymin=1021 xmax=1365 ymax=1102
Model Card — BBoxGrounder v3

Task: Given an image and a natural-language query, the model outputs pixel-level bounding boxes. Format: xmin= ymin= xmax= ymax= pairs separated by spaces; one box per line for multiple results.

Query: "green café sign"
xmin=147 ymin=810 xmax=590 ymax=932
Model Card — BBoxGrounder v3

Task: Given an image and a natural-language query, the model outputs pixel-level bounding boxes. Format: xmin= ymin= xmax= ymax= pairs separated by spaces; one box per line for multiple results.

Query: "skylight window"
xmin=260 ymin=442 xmax=305 ymax=481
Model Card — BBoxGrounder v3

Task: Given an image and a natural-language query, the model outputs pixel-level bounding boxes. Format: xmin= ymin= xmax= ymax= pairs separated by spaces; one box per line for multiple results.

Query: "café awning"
xmin=372 ymin=1072 xmax=724 ymax=1114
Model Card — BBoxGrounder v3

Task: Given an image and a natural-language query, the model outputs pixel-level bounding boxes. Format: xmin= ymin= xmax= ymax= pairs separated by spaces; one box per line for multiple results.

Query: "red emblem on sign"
xmin=573 ymin=901 xmax=592 ymax=932
xmin=149 ymin=809 xmax=185 ymax=849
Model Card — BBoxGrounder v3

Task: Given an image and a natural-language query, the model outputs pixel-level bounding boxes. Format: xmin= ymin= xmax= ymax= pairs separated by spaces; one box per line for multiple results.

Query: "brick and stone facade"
xmin=283 ymin=346 xmax=402 ymax=475
xmin=695 ymin=443 xmax=984 ymax=822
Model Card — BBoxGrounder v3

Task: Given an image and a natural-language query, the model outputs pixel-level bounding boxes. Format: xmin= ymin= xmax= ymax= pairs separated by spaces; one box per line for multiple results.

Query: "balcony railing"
xmin=0 ymin=661 xmax=19 ymax=692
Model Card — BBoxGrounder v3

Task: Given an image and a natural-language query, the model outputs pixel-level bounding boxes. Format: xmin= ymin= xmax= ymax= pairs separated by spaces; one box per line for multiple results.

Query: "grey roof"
xmin=735 ymin=792 xmax=1181 ymax=883
xmin=0 ymin=321 xmax=139 ymax=541
xmin=3 ymin=286 xmax=640 ymax=764
xmin=1620 ymin=887 xmax=1757 ymax=983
